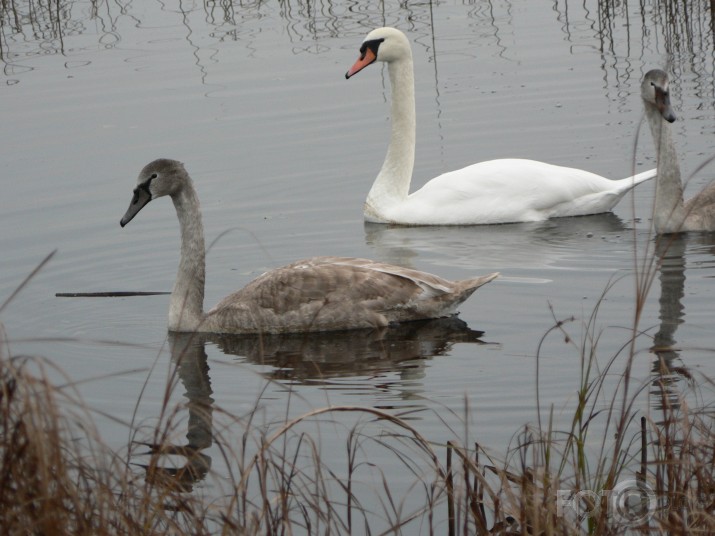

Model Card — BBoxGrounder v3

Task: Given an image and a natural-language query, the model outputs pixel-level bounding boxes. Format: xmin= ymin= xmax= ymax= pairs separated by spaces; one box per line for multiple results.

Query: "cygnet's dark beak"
xmin=655 ymin=86 xmax=677 ymax=123
xmin=120 ymin=185 xmax=152 ymax=227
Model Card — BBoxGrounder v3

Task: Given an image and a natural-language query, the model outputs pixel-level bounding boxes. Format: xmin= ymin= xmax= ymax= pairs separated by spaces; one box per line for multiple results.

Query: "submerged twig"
xmin=55 ymin=291 xmax=170 ymax=297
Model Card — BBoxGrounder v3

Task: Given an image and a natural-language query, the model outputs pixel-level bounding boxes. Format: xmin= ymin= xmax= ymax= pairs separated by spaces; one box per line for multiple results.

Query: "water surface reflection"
xmin=135 ymin=332 xmax=213 ymax=493
xmin=211 ymin=316 xmax=486 ymax=383
xmin=3 ymin=0 xmax=714 ymax=97
xmin=136 ymin=317 xmax=488 ymax=490
xmin=364 ymin=212 xmax=629 ymax=272
xmin=650 ymin=232 xmax=715 ymax=410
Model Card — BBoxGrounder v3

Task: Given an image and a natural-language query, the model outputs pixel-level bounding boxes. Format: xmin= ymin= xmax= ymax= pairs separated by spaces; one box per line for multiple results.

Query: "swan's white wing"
xmin=384 ymin=159 xmax=633 ymax=225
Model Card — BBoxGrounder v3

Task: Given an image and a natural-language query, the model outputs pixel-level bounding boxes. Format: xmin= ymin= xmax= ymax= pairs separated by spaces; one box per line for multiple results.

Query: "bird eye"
xmin=358 ymin=43 xmax=367 ymax=60
xmin=150 ymin=173 xmax=158 ymax=179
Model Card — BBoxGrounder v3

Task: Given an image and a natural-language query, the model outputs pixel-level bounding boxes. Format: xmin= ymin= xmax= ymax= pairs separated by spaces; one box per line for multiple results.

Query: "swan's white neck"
xmin=365 ymin=55 xmax=416 ymax=219
xmin=646 ymin=102 xmax=686 ymax=233
xmin=169 ymin=184 xmax=206 ymax=331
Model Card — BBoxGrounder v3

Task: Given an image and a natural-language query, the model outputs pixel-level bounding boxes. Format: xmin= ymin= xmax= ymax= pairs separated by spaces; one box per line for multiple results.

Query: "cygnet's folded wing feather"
xmin=205 ymin=257 xmax=497 ymax=333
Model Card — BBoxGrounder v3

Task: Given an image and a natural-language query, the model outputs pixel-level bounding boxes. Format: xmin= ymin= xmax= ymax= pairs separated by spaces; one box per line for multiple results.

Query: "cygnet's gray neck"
xmin=169 ymin=184 xmax=206 ymax=331
xmin=646 ymin=102 xmax=686 ymax=233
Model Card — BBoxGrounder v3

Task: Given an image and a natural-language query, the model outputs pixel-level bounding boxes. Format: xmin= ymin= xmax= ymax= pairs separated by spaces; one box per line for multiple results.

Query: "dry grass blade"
xmin=0 ymin=250 xmax=56 ymax=315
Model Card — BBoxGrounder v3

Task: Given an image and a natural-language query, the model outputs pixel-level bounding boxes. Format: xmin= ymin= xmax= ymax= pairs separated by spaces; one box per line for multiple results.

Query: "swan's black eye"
xmin=358 ymin=43 xmax=367 ymax=60
xmin=137 ymin=174 xmax=156 ymax=197
xmin=360 ymin=38 xmax=385 ymax=59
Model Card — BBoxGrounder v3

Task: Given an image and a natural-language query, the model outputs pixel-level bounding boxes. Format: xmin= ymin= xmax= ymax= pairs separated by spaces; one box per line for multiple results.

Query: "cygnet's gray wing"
xmin=205 ymin=256 xmax=497 ymax=333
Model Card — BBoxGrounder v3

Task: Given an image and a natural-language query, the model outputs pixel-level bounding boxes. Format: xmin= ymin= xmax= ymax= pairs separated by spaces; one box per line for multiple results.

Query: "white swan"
xmin=641 ymin=69 xmax=715 ymax=233
xmin=345 ymin=27 xmax=656 ymax=225
xmin=120 ymin=159 xmax=498 ymax=334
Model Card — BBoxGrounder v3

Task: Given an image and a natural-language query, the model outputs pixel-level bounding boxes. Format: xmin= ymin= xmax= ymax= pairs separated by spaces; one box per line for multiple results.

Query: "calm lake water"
xmin=2 ymin=0 xmax=714 ymax=530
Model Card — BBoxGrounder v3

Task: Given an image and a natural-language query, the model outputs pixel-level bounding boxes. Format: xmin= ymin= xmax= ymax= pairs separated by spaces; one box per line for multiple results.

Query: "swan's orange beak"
xmin=345 ymin=47 xmax=377 ymax=79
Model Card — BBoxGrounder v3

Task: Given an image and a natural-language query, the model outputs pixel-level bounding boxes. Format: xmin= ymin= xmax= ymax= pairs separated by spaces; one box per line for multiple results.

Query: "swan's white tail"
xmin=620 ymin=168 xmax=657 ymax=186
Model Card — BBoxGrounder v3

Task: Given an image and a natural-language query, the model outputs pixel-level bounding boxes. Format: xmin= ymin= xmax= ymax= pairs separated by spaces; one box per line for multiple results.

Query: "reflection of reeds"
xmin=600 ymin=0 xmax=715 ymax=85
xmin=1 ymin=0 xmax=67 ymax=60
xmin=593 ymin=0 xmax=715 ymax=56
xmin=554 ymin=0 xmax=715 ymax=99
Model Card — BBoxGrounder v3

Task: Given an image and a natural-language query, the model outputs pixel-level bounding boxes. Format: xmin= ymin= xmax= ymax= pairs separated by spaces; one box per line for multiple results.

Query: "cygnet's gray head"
xmin=120 ymin=158 xmax=188 ymax=227
xmin=641 ymin=69 xmax=676 ymax=124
